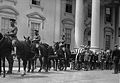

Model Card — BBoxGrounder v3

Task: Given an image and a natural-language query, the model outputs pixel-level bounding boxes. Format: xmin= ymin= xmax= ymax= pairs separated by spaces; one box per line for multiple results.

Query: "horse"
xmin=47 ymin=46 xmax=56 ymax=70
xmin=0 ymin=33 xmax=13 ymax=77
xmin=14 ymin=36 xmax=35 ymax=76
xmin=30 ymin=42 xmax=49 ymax=72
xmin=53 ymin=42 xmax=71 ymax=71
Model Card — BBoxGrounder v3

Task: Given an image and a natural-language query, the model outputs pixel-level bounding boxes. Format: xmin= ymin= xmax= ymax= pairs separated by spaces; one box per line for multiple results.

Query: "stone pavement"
xmin=0 ymin=68 xmax=119 ymax=83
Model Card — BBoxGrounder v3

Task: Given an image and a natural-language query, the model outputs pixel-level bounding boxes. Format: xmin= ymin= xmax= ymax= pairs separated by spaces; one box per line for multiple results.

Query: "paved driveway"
xmin=0 ymin=68 xmax=119 ymax=83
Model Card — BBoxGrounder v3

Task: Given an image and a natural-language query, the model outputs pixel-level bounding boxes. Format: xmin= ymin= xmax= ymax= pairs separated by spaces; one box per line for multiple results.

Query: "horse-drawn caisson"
xmin=0 ymin=31 xmax=117 ymax=77
xmin=0 ymin=28 xmax=115 ymax=78
xmin=0 ymin=31 xmax=72 ymax=77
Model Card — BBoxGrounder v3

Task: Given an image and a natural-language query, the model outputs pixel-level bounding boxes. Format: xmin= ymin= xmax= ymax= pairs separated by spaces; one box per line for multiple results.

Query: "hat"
xmin=10 ymin=19 xmax=16 ymax=22
xmin=34 ymin=29 xmax=39 ymax=32
xmin=114 ymin=44 xmax=118 ymax=47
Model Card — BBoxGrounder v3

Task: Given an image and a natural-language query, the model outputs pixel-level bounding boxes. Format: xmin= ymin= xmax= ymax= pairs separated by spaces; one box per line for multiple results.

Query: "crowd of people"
xmin=70 ymin=45 xmax=120 ymax=74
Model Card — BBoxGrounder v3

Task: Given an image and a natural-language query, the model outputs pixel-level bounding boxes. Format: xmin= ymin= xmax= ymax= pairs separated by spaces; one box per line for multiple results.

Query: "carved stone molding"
xmin=0 ymin=5 xmax=19 ymax=15
xmin=0 ymin=0 xmax=17 ymax=5
xmin=26 ymin=12 xmax=45 ymax=21
xmin=104 ymin=26 xmax=114 ymax=38
xmin=62 ymin=18 xmax=74 ymax=25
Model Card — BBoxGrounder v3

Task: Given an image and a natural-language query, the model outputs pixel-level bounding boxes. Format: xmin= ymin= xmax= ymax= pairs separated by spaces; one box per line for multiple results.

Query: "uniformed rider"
xmin=32 ymin=30 xmax=41 ymax=56
xmin=32 ymin=29 xmax=41 ymax=48
xmin=7 ymin=19 xmax=18 ymax=55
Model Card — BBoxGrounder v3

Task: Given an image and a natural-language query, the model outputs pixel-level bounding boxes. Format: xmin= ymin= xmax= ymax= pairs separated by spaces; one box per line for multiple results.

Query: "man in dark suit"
xmin=112 ymin=45 xmax=120 ymax=74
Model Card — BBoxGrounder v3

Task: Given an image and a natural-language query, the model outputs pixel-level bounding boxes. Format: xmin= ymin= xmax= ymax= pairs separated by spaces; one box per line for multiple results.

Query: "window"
xmin=105 ymin=7 xmax=112 ymax=23
xmin=66 ymin=0 xmax=72 ymax=13
xmin=65 ymin=28 xmax=71 ymax=43
xmin=32 ymin=0 xmax=40 ymax=6
xmin=30 ymin=0 xmax=43 ymax=10
xmin=119 ymin=28 xmax=120 ymax=37
xmin=1 ymin=17 xmax=11 ymax=35
xmin=88 ymin=5 xmax=91 ymax=17
xmin=105 ymin=35 xmax=111 ymax=50
xmin=31 ymin=22 xmax=41 ymax=39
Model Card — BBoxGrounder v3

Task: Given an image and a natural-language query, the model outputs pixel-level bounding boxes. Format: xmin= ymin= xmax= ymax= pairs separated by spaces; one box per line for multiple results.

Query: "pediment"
xmin=62 ymin=18 xmax=74 ymax=25
xmin=26 ymin=12 xmax=45 ymax=20
xmin=0 ymin=5 xmax=19 ymax=15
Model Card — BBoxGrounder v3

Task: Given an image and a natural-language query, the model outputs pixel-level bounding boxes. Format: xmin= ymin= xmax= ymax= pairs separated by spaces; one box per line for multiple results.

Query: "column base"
xmin=90 ymin=47 xmax=100 ymax=52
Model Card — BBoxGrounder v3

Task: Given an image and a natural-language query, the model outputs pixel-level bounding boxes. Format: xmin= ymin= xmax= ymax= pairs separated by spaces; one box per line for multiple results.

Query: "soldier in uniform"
xmin=32 ymin=30 xmax=41 ymax=47
xmin=32 ymin=30 xmax=41 ymax=56
xmin=7 ymin=19 xmax=18 ymax=55
xmin=112 ymin=45 xmax=120 ymax=74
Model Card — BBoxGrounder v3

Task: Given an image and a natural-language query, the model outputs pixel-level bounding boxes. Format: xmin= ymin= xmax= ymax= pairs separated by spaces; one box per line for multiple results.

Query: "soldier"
xmin=7 ymin=19 xmax=18 ymax=55
xmin=32 ymin=30 xmax=41 ymax=47
xmin=59 ymin=34 xmax=66 ymax=47
xmin=112 ymin=45 xmax=120 ymax=74
xmin=32 ymin=30 xmax=41 ymax=56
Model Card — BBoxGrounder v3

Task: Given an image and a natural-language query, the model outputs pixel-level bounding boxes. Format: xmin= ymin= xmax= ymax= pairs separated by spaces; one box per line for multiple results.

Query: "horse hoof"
xmin=21 ymin=74 xmax=24 ymax=77
xmin=21 ymin=73 xmax=26 ymax=77
xmin=54 ymin=69 xmax=57 ymax=71
xmin=45 ymin=70 xmax=48 ymax=72
xmin=38 ymin=70 xmax=41 ymax=72
xmin=3 ymin=75 xmax=5 ymax=78
xmin=27 ymin=70 xmax=30 ymax=73
xmin=7 ymin=71 xmax=12 ymax=74
xmin=18 ymin=70 xmax=20 ymax=72
xmin=31 ymin=70 xmax=34 ymax=73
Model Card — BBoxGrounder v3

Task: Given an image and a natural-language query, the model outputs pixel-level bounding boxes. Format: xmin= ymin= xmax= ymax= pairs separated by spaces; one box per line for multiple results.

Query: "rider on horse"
xmin=32 ymin=30 xmax=41 ymax=45
xmin=32 ymin=29 xmax=41 ymax=56
xmin=6 ymin=19 xmax=18 ymax=55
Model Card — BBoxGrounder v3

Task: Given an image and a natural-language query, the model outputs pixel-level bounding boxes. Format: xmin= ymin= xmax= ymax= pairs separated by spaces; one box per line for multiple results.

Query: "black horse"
xmin=0 ymin=33 xmax=13 ymax=77
xmin=47 ymin=46 xmax=57 ymax=70
xmin=14 ymin=36 xmax=35 ymax=76
xmin=30 ymin=42 xmax=49 ymax=72
xmin=53 ymin=42 xmax=71 ymax=71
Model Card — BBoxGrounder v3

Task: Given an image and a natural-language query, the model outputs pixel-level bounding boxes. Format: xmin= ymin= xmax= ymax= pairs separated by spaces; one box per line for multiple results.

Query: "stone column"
xmin=54 ymin=0 xmax=61 ymax=42
xmin=75 ymin=0 xmax=84 ymax=48
xmin=119 ymin=6 xmax=120 ymax=45
xmin=90 ymin=0 xmax=100 ymax=51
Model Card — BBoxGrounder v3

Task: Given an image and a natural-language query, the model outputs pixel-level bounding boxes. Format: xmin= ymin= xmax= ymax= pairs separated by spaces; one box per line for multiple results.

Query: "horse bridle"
xmin=0 ymin=34 xmax=4 ymax=44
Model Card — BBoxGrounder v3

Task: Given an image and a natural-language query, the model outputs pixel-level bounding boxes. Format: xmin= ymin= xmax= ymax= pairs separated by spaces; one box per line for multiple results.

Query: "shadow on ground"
xmin=10 ymin=75 xmax=48 ymax=79
xmin=28 ymin=71 xmax=64 ymax=74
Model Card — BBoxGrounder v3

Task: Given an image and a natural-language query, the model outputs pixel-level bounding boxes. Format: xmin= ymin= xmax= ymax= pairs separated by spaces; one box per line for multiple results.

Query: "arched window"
xmin=66 ymin=0 xmax=73 ymax=13
xmin=0 ymin=6 xmax=19 ymax=34
xmin=27 ymin=12 xmax=45 ymax=40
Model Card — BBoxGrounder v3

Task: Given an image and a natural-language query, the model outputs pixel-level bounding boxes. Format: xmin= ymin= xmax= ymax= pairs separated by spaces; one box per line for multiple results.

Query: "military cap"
xmin=10 ymin=19 xmax=16 ymax=22
xmin=114 ymin=44 xmax=118 ymax=47
xmin=34 ymin=29 xmax=39 ymax=32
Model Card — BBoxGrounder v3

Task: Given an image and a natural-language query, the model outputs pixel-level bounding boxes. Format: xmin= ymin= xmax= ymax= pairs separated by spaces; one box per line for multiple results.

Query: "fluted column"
xmin=75 ymin=0 xmax=84 ymax=48
xmin=90 ymin=0 xmax=100 ymax=51
xmin=118 ymin=6 xmax=120 ymax=45
xmin=54 ymin=0 xmax=61 ymax=42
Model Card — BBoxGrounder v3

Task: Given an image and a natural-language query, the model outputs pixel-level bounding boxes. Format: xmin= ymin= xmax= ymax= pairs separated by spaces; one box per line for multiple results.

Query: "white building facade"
xmin=0 ymin=0 xmax=120 ymax=51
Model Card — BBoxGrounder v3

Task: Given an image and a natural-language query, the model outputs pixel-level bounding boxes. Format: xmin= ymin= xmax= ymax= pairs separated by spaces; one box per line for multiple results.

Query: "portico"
xmin=74 ymin=0 xmax=120 ymax=51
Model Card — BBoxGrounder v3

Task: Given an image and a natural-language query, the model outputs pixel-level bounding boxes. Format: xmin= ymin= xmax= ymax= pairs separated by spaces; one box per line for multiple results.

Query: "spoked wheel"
xmin=58 ymin=59 xmax=65 ymax=71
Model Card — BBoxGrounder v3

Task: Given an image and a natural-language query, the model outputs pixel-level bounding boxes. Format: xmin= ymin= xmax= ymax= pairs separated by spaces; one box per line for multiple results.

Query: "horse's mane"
xmin=0 ymin=34 xmax=12 ymax=55
xmin=53 ymin=42 xmax=60 ymax=52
